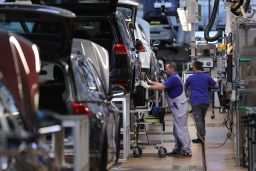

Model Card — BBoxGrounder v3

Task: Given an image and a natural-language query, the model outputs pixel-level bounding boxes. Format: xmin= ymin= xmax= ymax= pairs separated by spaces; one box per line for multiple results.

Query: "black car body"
xmin=32 ymin=0 xmax=141 ymax=93
xmin=0 ymin=4 xmax=120 ymax=171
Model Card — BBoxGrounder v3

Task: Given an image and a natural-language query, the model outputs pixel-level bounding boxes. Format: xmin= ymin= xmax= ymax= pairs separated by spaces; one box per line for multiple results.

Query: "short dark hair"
xmin=193 ymin=61 xmax=203 ymax=70
xmin=166 ymin=61 xmax=177 ymax=71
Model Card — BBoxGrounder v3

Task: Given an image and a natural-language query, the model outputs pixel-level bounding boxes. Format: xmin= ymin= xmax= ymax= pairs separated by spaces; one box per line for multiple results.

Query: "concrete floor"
xmin=110 ymin=107 xmax=247 ymax=171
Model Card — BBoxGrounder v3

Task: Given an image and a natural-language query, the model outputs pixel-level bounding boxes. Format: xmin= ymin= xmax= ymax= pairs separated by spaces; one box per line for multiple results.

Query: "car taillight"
xmin=72 ymin=102 xmax=91 ymax=116
xmin=163 ymin=26 xmax=172 ymax=30
xmin=114 ymin=44 xmax=128 ymax=55
xmin=116 ymin=82 xmax=128 ymax=88
xmin=138 ymin=44 xmax=146 ymax=52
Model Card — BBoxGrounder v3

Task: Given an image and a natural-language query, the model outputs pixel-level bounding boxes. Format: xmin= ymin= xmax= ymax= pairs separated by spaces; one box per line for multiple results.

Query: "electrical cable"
xmin=188 ymin=112 xmax=231 ymax=148
xmin=204 ymin=0 xmax=222 ymax=42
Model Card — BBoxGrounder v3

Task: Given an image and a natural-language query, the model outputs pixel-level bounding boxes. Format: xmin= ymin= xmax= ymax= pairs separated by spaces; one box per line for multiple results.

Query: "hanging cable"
xmin=204 ymin=0 xmax=222 ymax=42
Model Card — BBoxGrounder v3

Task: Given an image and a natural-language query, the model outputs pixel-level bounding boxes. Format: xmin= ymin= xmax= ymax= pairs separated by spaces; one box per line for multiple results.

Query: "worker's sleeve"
xmin=184 ymin=76 xmax=191 ymax=88
xmin=164 ymin=76 xmax=174 ymax=89
xmin=208 ymin=76 xmax=217 ymax=86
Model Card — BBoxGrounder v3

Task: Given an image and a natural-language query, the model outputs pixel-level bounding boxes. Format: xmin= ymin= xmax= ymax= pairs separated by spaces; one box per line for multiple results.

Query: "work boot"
xmin=167 ymin=150 xmax=181 ymax=157
xmin=182 ymin=151 xmax=192 ymax=157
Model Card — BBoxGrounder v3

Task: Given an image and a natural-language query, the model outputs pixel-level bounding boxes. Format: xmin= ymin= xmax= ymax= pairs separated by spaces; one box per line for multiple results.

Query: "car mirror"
xmin=36 ymin=110 xmax=62 ymax=135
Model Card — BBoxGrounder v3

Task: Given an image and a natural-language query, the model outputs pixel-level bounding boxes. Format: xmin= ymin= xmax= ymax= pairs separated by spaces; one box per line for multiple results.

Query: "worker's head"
xmin=193 ymin=61 xmax=203 ymax=72
xmin=165 ymin=62 xmax=177 ymax=75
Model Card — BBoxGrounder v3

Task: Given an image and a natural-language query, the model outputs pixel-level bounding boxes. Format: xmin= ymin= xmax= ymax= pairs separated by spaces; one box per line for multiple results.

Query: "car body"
xmin=32 ymin=0 xmax=141 ymax=94
xmin=142 ymin=0 xmax=179 ymax=18
xmin=117 ymin=0 xmax=157 ymax=78
xmin=0 ymin=4 xmax=120 ymax=170
xmin=117 ymin=0 xmax=158 ymax=106
xmin=71 ymin=38 xmax=121 ymax=164
xmin=0 ymin=29 xmax=60 ymax=171
xmin=145 ymin=15 xmax=177 ymax=48
xmin=134 ymin=18 xmax=157 ymax=78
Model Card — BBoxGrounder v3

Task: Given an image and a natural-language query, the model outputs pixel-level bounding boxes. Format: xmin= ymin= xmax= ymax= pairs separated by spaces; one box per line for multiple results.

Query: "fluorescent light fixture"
xmin=39 ymin=125 xmax=61 ymax=134
xmin=177 ymin=8 xmax=191 ymax=31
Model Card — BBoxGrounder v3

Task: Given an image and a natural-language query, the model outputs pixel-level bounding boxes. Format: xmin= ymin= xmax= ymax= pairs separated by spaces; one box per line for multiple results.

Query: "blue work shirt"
xmin=185 ymin=72 xmax=216 ymax=105
xmin=164 ymin=73 xmax=183 ymax=99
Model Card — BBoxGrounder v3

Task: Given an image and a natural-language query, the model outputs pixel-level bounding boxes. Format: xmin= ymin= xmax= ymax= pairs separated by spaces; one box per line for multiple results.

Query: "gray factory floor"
xmin=110 ymin=107 xmax=247 ymax=171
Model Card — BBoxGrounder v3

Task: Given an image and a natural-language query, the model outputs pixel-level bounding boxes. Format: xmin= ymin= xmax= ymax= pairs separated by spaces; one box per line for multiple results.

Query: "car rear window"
xmin=73 ymin=19 xmax=111 ymax=39
xmin=0 ymin=21 xmax=64 ymax=35
xmin=0 ymin=22 xmax=34 ymax=33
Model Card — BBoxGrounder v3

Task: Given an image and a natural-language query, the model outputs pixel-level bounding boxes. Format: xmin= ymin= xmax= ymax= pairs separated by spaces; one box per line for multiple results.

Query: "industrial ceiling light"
xmin=177 ymin=7 xmax=191 ymax=31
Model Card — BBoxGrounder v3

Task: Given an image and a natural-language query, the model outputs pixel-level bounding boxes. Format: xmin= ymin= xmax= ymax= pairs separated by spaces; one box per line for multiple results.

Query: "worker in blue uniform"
xmin=185 ymin=61 xmax=218 ymax=143
xmin=140 ymin=61 xmax=192 ymax=157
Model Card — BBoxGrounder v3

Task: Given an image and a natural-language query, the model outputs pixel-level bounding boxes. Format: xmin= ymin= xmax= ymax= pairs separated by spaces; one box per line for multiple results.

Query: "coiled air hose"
xmin=204 ymin=0 xmax=222 ymax=42
xmin=189 ymin=112 xmax=231 ymax=148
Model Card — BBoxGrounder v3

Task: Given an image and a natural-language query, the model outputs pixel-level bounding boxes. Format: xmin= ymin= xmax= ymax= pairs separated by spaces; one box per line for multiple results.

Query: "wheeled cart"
xmin=131 ymin=106 xmax=167 ymax=158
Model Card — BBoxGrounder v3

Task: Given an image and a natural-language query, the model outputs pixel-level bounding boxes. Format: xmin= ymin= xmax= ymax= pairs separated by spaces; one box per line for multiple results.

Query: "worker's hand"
xmin=134 ymin=81 xmax=140 ymax=87
xmin=146 ymin=76 xmax=153 ymax=84
xmin=140 ymin=80 xmax=150 ymax=89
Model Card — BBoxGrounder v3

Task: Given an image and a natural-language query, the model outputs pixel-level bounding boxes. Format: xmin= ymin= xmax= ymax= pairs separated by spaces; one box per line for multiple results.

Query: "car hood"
xmin=72 ymin=38 xmax=109 ymax=93
xmin=32 ymin=0 xmax=118 ymax=16
xmin=0 ymin=4 xmax=76 ymax=61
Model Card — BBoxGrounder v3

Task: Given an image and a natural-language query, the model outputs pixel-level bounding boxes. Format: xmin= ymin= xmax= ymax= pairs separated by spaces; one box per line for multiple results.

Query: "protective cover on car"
xmin=72 ymin=38 xmax=110 ymax=93
xmin=0 ymin=30 xmax=39 ymax=131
